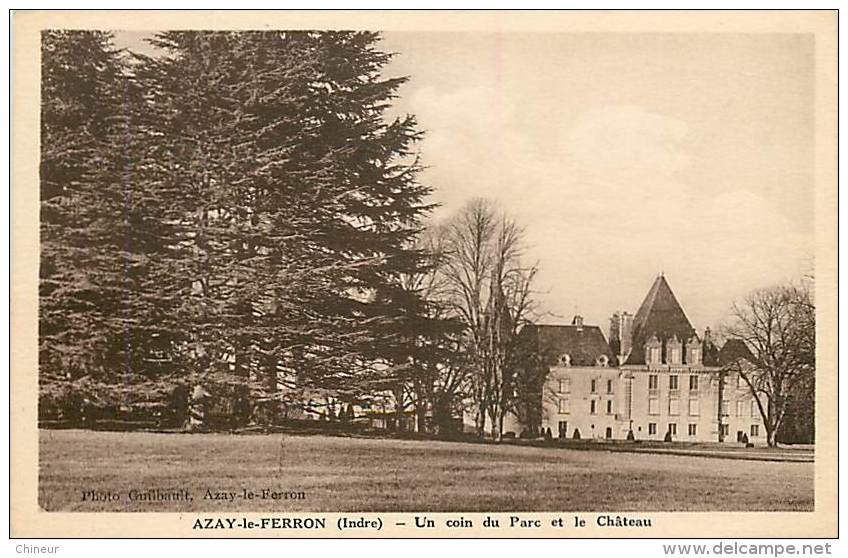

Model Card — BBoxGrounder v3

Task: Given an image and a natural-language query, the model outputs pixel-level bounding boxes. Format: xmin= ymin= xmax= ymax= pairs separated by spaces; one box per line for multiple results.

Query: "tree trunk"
xmin=475 ymin=406 xmax=486 ymax=438
xmin=766 ymin=405 xmax=784 ymax=447
xmin=414 ymin=378 xmax=429 ymax=433
xmin=498 ymin=412 xmax=505 ymax=442
xmin=415 ymin=401 xmax=427 ymax=433
xmin=488 ymin=404 xmax=503 ymax=442
xmin=432 ymin=395 xmax=453 ymax=437
xmin=766 ymin=426 xmax=778 ymax=447
xmin=717 ymin=371 xmax=726 ymax=442
xmin=393 ymin=384 xmax=404 ymax=432
xmin=263 ymin=353 xmax=278 ymax=425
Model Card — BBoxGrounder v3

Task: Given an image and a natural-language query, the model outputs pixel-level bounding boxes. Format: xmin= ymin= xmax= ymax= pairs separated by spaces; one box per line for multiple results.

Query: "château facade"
xmin=522 ymin=275 xmax=764 ymax=444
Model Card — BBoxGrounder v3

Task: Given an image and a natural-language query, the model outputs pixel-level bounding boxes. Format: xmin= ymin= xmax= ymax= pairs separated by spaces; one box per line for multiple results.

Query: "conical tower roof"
xmin=625 ymin=275 xmax=696 ymax=365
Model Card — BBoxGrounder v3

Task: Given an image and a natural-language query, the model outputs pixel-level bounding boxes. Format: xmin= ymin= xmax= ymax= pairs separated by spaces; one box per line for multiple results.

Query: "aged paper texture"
xmin=11 ymin=9 xmax=837 ymax=538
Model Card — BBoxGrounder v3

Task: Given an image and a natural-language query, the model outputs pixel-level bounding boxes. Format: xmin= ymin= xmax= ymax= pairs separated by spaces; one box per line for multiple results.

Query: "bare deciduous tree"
xmin=396 ymin=228 xmax=468 ymax=434
xmin=722 ymin=280 xmax=815 ymax=447
xmin=440 ymin=199 xmax=538 ymax=440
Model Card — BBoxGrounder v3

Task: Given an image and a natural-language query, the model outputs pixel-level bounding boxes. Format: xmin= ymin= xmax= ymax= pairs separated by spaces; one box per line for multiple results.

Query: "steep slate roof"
xmin=718 ymin=339 xmax=755 ymax=366
xmin=523 ymin=323 xmax=616 ymax=367
xmin=625 ymin=275 xmax=696 ymax=365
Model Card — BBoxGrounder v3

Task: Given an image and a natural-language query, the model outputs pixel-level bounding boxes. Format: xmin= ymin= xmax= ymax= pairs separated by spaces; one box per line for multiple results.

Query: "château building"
xmin=522 ymin=275 xmax=764 ymax=444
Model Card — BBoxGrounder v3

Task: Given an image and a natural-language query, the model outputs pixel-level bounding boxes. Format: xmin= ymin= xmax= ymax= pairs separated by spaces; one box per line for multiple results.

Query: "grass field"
xmin=39 ymin=429 xmax=814 ymax=512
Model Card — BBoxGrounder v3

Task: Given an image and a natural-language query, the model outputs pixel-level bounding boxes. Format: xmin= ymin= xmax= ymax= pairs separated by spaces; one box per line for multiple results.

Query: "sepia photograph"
xmin=11 ymin=9 xmax=837 ymax=539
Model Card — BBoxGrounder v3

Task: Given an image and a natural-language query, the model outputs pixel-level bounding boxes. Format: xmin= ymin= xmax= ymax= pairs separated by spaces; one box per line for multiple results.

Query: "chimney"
xmin=621 ymin=312 xmax=633 ymax=355
xmin=610 ymin=311 xmax=633 ymax=356
xmin=703 ymin=327 xmax=712 ymax=346
xmin=572 ymin=315 xmax=584 ymax=330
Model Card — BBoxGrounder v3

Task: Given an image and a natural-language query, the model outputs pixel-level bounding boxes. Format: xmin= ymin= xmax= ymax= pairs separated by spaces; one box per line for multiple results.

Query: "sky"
xmin=112 ymin=31 xmax=815 ymax=335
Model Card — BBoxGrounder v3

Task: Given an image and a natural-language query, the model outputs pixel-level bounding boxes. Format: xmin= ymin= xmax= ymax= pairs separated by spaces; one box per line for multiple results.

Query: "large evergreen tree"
xmin=126 ymin=31 xmax=431 ymax=416
xmin=40 ymin=30 xmax=434 ymax=423
xmin=40 ymin=31 xmax=177 ymax=415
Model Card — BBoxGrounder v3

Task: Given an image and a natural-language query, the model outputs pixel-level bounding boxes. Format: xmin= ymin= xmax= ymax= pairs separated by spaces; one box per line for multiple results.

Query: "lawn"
xmin=39 ymin=429 xmax=814 ymax=512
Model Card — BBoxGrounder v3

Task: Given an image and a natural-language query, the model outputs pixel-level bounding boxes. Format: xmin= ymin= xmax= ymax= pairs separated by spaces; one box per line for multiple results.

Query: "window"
xmin=669 ymin=347 xmax=680 ymax=364
xmin=689 ymin=347 xmax=701 ymax=365
xmin=648 ymin=398 xmax=659 ymax=415
xmin=669 ymin=375 xmax=679 ymax=391
xmin=669 ymin=397 xmax=680 ymax=416
xmin=721 ymin=400 xmax=730 ymax=417
xmin=607 ymin=379 xmax=613 ymax=394
xmin=688 ymin=424 xmax=697 ymax=436
xmin=558 ymin=421 xmax=568 ymax=438
xmin=591 ymin=379 xmax=597 ymax=393
xmin=559 ymin=354 xmax=571 ymax=367
xmin=737 ymin=374 xmax=745 ymax=389
xmin=689 ymin=375 xmax=699 ymax=391
xmin=558 ymin=377 xmax=570 ymax=394
xmin=668 ymin=423 xmax=677 ymax=436
xmin=648 ymin=423 xmax=657 ymax=435
xmin=720 ymin=424 xmax=730 ymax=437
xmin=736 ymin=400 xmax=745 ymax=417
xmin=688 ymin=399 xmax=699 ymax=416
xmin=590 ymin=400 xmax=596 ymax=415
xmin=606 ymin=400 xmax=613 ymax=415
xmin=649 ymin=347 xmax=660 ymax=364
xmin=751 ymin=400 xmax=758 ymax=418
xmin=558 ymin=398 xmax=569 ymax=414
xmin=597 ymin=355 xmax=609 ymax=367
xmin=648 ymin=374 xmax=658 ymax=390
xmin=751 ymin=424 xmax=759 ymax=437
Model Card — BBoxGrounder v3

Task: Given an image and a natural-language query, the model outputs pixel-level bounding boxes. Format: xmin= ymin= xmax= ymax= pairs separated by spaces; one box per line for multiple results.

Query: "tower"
xmin=625 ymin=274 xmax=696 ymax=365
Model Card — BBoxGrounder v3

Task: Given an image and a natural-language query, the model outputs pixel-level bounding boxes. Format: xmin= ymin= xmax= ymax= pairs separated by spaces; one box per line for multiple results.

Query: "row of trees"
xmin=39 ymin=31 xmax=815 ymax=444
xmin=41 ymin=30 xmax=434 ymax=417
xmin=40 ymin=30 xmax=541 ymax=438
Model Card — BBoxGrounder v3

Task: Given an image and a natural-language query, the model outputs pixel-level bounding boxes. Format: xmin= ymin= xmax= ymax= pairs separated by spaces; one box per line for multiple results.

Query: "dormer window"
xmin=668 ymin=347 xmax=680 ymax=364
xmin=689 ymin=347 xmax=701 ymax=365
xmin=645 ymin=335 xmax=661 ymax=365
xmin=667 ymin=336 xmax=683 ymax=365
xmin=686 ymin=335 xmax=701 ymax=365
xmin=648 ymin=346 xmax=660 ymax=364
xmin=559 ymin=354 xmax=571 ymax=367
xmin=596 ymin=355 xmax=609 ymax=367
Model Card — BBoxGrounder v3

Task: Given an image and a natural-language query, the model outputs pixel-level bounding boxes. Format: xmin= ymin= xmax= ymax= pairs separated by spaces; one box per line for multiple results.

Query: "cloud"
xmin=406 ymin=93 xmax=813 ymax=329
xmin=408 ymin=85 xmax=545 ymax=217
xmin=564 ymin=105 xmax=691 ymax=185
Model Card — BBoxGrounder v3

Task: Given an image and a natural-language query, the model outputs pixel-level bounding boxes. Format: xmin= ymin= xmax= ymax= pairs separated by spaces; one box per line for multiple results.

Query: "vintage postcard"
xmin=10 ymin=10 xmax=838 ymax=538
